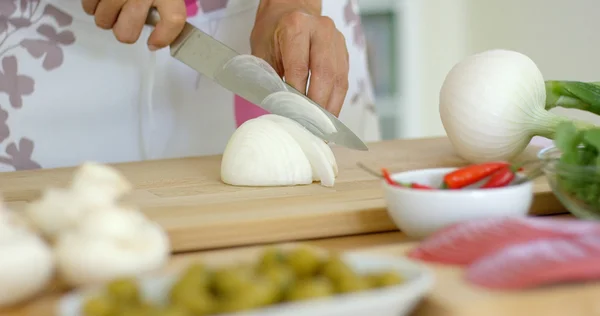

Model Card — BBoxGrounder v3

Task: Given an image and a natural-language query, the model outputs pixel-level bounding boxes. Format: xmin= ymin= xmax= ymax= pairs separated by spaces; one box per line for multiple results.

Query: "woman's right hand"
xmin=81 ymin=0 xmax=187 ymax=51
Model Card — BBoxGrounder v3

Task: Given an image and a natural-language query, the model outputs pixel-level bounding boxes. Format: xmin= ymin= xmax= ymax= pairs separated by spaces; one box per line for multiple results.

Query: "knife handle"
xmin=145 ymin=8 xmax=161 ymax=27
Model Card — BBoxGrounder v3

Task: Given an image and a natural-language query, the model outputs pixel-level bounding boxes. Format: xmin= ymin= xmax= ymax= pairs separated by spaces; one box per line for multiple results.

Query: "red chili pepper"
xmin=381 ymin=168 xmax=397 ymax=186
xmin=480 ymin=165 xmax=520 ymax=188
xmin=381 ymin=168 xmax=434 ymax=190
xmin=410 ymin=183 xmax=434 ymax=190
xmin=442 ymin=162 xmax=510 ymax=189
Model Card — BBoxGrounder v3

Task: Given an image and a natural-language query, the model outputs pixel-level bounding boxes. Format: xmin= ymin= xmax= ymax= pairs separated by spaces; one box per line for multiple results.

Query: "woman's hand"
xmin=81 ymin=0 xmax=187 ymax=51
xmin=251 ymin=0 xmax=349 ymax=117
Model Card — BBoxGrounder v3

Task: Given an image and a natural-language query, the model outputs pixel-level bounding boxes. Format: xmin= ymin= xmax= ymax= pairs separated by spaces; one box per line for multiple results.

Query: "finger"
xmin=113 ymin=0 xmax=152 ymax=44
xmin=94 ymin=0 xmax=126 ymax=30
xmin=326 ymin=34 xmax=350 ymax=116
xmin=277 ymin=11 xmax=311 ymax=94
xmin=307 ymin=18 xmax=337 ymax=108
xmin=250 ymin=42 xmax=283 ymax=78
xmin=81 ymin=0 xmax=101 ymax=15
xmin=147 ymin=0 xmax=187 ymax=50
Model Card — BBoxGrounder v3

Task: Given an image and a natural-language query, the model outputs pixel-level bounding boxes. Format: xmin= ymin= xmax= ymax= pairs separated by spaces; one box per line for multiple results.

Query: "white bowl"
xmin=57 ymin=252 xmax=434 ymax=316
xmin=383 ymin=167 xmax=534 ymax=238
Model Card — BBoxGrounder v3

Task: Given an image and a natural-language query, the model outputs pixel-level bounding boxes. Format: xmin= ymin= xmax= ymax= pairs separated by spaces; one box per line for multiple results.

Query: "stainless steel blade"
xmin=145 ymin=9 xmax=368 ymax=151
xmin=282 ymin=82 xmax=369 ymax=151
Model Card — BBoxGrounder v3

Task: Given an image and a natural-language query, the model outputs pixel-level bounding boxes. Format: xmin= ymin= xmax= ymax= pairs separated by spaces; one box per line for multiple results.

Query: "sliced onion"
xmin=261 ymin=114 xmax=337 ymax=187
xmin=214 ymin=54 xmax=287 ymax=105
xmin=261 ymin=91 xmax=337 ymax=137
xmin=221 ymin=117 xmax=314 ymax=186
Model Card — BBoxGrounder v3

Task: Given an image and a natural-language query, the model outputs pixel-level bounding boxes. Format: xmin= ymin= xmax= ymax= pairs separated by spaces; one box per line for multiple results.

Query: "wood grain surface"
xmin=0 ymin=137 xmax=565 ymax=253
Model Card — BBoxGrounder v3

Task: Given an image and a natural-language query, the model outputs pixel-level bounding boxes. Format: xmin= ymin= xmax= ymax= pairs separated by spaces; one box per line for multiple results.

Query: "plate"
xmin=57 ymin=251 xmax=434 ymax=316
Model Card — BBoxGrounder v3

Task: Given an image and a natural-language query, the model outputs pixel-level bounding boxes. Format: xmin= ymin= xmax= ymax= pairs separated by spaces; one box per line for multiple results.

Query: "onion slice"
xmin=214 ymin=54 xmax=287 ymax=105
xmin=261 ymin=114 xmax=337 ymax=187
xmin=261 ymin=91 xmax=338 ymax=137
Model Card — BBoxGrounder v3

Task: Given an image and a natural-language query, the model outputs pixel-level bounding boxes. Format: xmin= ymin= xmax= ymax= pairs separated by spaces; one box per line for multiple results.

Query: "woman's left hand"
xmin=250 ymin=0 xmax=349 ymax=117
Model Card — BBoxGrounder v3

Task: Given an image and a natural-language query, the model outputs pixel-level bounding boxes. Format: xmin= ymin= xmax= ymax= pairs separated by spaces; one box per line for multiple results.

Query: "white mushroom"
xmin=54 ymin=206 xmax=170 ymax=287
xmin=70 ymin=162 xmax=132 ymax=202
xmin=25 ymin=162 xmax=132 ymax=240
xmin=0 ymin=203 xmax=54 ymax=307
xmin=25 ymin=188 xmax=90 ymax=240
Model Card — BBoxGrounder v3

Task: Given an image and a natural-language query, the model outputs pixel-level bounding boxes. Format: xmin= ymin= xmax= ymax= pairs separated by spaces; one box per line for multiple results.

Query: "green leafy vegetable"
xmin=553 ymin=123 xmax=600 ymax=210
xmin=554 ymin=121 xmax=582 ymax=153
xmin=583 ymin=129 xmax=600 ymax=150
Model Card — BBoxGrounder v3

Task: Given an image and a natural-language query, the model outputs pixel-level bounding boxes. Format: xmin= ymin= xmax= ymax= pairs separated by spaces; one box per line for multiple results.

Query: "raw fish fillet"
xmin=407 ymin=217 xmax=600 ymax=265
xmin=466 ymin=235 xmax=600 ymax=289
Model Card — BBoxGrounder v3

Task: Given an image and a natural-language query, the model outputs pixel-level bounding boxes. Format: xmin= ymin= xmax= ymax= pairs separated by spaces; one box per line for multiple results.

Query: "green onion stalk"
xmin=545 ymin=81 xmax=600 ymax=115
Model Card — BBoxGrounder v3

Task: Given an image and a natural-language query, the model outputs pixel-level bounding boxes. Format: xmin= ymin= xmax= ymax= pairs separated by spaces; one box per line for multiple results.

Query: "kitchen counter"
xmin=4 ymin=215 xmax=599 ymax=316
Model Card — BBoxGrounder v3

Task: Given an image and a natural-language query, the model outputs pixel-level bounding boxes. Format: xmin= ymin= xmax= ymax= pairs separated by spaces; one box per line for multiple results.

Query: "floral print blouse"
xmin=0 ymin=0 xmax=379 ymax=172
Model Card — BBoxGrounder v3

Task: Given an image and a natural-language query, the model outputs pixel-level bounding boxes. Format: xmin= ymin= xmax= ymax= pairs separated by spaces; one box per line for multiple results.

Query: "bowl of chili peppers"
xmin=379 ymin=162 xmax=534 ymax=238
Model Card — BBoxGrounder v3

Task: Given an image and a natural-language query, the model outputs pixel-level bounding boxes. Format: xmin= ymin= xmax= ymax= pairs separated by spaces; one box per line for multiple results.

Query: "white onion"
xmin=440 ymin=49 xmax=594 ymax=163
xmin=221 ymin=113 xmax=338 ymax=187
xmin=221 ymin=116 xmax=313 ymax=186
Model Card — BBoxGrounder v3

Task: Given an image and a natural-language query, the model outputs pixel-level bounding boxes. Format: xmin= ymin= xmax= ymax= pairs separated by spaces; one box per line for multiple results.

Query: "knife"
xmin=144 ymin=8 xmax=368 ymax=151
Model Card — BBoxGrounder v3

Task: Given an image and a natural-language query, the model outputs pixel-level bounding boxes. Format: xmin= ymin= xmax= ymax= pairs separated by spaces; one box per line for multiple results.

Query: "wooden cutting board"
xmin=0 ymin=137 xmax=564 ymax=253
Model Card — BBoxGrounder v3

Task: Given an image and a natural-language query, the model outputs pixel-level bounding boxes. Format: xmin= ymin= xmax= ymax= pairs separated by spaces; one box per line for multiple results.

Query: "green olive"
xmin=320 ymin=255 xmax=354 ymax=283
xmin=155 ymin=305 xmax=193 ymax=316
xmin=259 ymin=264 xmax=295 ymax=291
xmin=364 ymin=274 xmax=380 ymax=289
xmin=284 ymin=278 xmax=334 ymax=302
xmin=252 ymin=277 xmax=280 ymax=306
xmin=285 ymin=247 xmax=321 ymax=278
xmin=169 ymin=265 xmax=213 ymax=305
xmin=86 ymin=250 xmax=400 ymax=316
xmin=217 ymin=277 xmax=279 ymax=313
xmin=211 ymin=267 xmax=254 ymax=298
xmin=178 ymin=263 xmax=211 ymax=288
xmin=335 ymin=274 xmax=370 ymax=294
xmin=257 ymin=248 xmax=285 ymax=271
xmin=169 ymin=280 xmax=192 ymax=304
xmin=368 ymin=271 xmax=404 ymax=288
xmin=216 ymin=293 xmax=258 ymax=313
xmin=169 ymin=288 xmax=215 ymax=316
xmin=106 ymin=279 xmax=141 ymax=306
xmin=115 ymin=303 xmax=157 ymax=316
xmin=82 ymin=295 xmax=115 ymax=316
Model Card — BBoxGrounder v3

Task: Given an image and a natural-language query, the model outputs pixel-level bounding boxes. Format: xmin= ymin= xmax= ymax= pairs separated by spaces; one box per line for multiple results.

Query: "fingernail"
xmin=148 ymin=45 xmax=158 ymax=51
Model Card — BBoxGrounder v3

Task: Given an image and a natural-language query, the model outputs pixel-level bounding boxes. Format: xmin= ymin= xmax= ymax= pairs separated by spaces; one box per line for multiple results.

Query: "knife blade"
xmin=145 ymin=9 xmax=368 ymax=151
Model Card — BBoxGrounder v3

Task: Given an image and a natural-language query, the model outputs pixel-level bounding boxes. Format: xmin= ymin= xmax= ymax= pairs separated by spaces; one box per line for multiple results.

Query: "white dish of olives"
xmin=58 ymin=247 xmax=434 ymax=316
